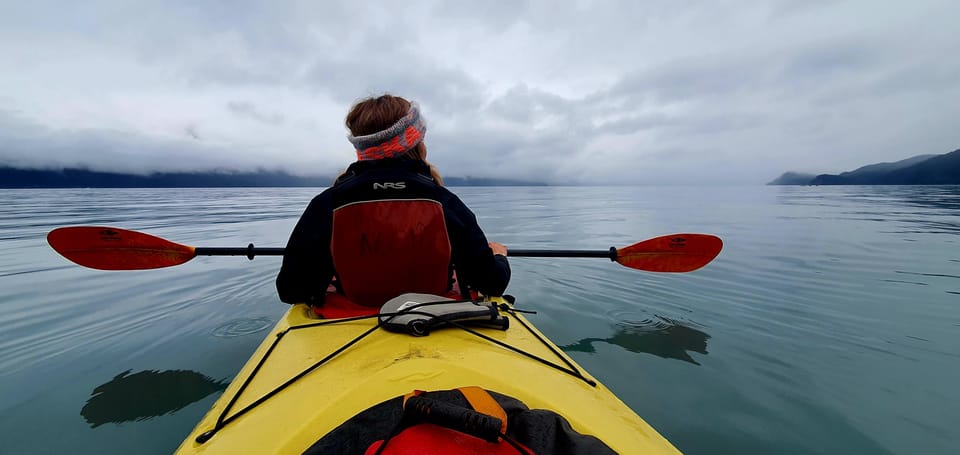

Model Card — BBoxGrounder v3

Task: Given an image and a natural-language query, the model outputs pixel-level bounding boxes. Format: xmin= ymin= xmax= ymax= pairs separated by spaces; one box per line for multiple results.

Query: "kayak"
xmin=46 ymin=226 xmax=719 ymax=453
xmin=174 ymin=295 xmax=681 ymax=454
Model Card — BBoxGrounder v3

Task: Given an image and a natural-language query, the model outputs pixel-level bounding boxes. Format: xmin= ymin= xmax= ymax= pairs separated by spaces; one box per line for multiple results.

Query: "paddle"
xmin=47 ymin=226 xmax=722 ymax=273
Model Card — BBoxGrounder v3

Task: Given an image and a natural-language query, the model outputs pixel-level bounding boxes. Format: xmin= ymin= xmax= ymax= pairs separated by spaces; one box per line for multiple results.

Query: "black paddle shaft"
xmin=195 ymin=246 xmax=283 ymax=260
xmin=193 ymin=246 xmax=618 ymax=261
xmin=510 ymin=247 xmax=617 ymax=260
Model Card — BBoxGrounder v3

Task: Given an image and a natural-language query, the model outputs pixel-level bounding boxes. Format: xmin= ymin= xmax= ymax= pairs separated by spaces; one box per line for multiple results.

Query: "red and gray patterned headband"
xmin=347 ymin=102 xmax=427 ymax=161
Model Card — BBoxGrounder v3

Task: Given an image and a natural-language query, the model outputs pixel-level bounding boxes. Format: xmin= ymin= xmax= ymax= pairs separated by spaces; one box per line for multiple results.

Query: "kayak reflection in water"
xmin=81 ymin=370 xmax=227 ymax=428
xmin=276 ymin=94 xmax=510 ymax=310
xmin=562 ymin=316 xmax=711 ymax=365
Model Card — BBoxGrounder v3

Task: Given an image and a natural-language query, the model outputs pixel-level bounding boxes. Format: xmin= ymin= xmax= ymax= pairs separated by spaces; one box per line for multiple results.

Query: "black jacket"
xmin=276 ymin=158 xmax=510 ymax=305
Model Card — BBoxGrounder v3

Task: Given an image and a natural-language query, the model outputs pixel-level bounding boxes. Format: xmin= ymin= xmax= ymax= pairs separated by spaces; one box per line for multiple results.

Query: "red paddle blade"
xmin=47 ymin=226 xmax=196 ymax=270
xmin=616 ymin=234 xmax=722 ymax=272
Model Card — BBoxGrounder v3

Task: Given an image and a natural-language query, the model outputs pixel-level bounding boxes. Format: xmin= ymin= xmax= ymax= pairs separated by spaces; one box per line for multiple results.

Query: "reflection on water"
xmin=893 ymin=185 xmax=960 ymax=211
xmin=81 ymin=370 xmax=227 ymax=428
xmin=562 ymin=316 xmax=711 ymax=365
xmin=777 ymin=185 xmax=960 ymax=234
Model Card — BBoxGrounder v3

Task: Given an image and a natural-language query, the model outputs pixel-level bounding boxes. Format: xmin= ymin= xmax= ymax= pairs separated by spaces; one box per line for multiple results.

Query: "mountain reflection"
xmin=81 ymin=369 xmax=227 ymax=428
xmin=777 ymin=185 xmax=960 ymax=234
xmin=562 ymin=316 xmax=710 ymax=365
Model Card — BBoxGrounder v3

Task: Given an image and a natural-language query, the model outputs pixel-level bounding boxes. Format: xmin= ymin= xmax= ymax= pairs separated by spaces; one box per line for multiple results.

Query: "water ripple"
xmin=211 ymin=317 xmax=274 ymax=338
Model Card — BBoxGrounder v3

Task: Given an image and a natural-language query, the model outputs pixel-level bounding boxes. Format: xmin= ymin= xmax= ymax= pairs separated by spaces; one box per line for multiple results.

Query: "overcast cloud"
xmin=1 ymin=0 xmax=958 ymax=184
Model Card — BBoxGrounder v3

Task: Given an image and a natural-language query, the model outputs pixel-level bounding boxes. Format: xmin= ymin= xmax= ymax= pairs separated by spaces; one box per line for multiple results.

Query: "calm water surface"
xmin=1 ymin=186 xmax=958 ymax=454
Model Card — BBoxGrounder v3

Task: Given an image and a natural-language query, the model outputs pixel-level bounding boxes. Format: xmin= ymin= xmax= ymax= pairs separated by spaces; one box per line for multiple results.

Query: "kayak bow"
xmin=174 ymin=297 xmax=680 ymax=454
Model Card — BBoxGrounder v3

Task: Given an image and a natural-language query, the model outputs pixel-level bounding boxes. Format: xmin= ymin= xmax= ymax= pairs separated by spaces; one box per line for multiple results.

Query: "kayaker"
xmin=276 ymin=94 xmax=510 ymax=308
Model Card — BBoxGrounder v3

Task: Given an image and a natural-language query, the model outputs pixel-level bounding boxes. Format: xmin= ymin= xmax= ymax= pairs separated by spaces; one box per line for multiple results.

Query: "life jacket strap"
xmin=398 ymin=387 xmax=508 ymax=443
xmin=458 ymin=386 xmax=508 ymax=435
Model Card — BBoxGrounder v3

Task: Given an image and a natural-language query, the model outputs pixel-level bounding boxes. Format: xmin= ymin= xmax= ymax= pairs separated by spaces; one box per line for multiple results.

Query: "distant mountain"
xmin=0 ymin=167 xmax=331 ymax=188
xmin=767 ymin=172 xmax=817 ymax=185
xmin=810 ymin=150 xmax=960 ymax=185
xmin=840 ymin=154 xmax=937 ymax=177
xmin=0 ymin=166 xmax=546 ymax=188
xmin=769 ymin=149 xmax=960 ymax=185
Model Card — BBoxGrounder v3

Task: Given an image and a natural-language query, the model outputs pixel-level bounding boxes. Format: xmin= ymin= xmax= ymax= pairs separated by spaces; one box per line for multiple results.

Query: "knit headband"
xmin=347 ymin=102 xmax=427 ymax=161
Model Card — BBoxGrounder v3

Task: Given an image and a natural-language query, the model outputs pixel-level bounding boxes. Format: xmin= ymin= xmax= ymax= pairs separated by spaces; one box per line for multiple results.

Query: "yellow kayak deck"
xmin=176 ymin=298 xmax=679 ymax=454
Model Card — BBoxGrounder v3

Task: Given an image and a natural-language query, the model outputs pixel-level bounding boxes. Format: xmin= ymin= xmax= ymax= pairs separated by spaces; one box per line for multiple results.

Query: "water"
xmin=1 ymin=186 xmax=958 ymax=454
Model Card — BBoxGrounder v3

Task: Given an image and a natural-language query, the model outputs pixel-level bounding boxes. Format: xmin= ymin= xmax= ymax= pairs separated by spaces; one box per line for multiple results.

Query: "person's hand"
xmin=489 ymin=242 xmax=508 ymax=257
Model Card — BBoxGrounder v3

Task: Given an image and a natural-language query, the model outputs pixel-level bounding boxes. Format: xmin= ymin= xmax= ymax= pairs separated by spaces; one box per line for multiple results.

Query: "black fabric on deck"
xmin=301 ymin=388 xmax=616 ymax=455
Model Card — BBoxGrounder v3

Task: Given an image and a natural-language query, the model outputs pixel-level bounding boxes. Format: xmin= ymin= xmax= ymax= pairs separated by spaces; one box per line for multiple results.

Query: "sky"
xmin=1 ymin=0 xmax=958 ymax=184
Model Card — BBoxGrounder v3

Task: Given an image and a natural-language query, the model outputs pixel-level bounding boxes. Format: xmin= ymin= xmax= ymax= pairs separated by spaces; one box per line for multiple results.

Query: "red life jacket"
xmin=364 ymin=388 xmax=528 ymax=455
xmin=330 ymin=199 xmax=453 ymax=308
